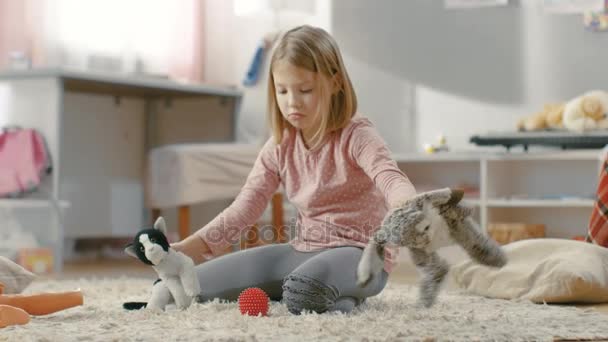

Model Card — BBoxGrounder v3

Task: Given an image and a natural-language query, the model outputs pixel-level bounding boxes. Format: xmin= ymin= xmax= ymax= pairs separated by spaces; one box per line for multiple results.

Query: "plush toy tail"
xmin=122 ymin=278 xmax=166 ymax=311
xmin=356 ymin=240 xmax=386 ymax=288
xmin=455 ymin=217 xmax=508 ymax=268
xmin=123 ymin=302 xmax=148 ymax=310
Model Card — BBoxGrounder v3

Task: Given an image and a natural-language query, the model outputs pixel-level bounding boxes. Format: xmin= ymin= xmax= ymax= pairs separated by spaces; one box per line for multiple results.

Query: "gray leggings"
xmin=193 ymin=243 xmax=388 ymax=314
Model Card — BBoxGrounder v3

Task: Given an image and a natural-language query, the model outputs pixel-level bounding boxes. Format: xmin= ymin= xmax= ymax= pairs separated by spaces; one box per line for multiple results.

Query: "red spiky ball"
xmin=238 ymin=287 xmax=269 ymax=317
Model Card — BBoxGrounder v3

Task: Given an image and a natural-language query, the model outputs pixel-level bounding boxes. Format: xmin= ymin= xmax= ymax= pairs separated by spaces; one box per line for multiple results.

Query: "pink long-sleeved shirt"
xmin=197 ymin=116 xmax=416 ymax=272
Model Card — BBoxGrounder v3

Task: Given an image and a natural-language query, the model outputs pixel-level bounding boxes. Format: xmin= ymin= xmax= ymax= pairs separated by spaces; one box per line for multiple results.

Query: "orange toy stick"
xmin=0 ymin=282 xmax=30 ymax=329
xmin=0 ymin=290 xmax=83 ymax=316
xmin=0 ymin=305 xmax=30 ymax=328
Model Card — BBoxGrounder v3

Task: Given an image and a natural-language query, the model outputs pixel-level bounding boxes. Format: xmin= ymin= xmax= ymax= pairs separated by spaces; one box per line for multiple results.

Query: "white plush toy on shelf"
xmin=562 ymin=90 xmax=608 ymax=132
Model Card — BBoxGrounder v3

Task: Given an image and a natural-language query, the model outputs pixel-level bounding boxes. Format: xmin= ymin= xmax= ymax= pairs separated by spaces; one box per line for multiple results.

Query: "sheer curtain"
xmin=0 ymin=0 xmax=45 ymax=69
xmin=0 ymin=0 xmax=205 ymax=82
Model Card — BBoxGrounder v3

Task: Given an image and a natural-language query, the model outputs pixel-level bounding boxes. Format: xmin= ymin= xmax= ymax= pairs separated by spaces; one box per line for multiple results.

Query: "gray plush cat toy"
xmin=357 ymin=188 xmax=507 ymax=308
xmin=124 ymin=217 xmax=201 ymax=311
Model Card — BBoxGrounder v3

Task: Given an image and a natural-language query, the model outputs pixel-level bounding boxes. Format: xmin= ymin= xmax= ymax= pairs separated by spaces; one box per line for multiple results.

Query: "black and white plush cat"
xmin=123 ymin=217 xmax=200 ymax=311
xmin=357 ymin=188 xmax=507 ymax=308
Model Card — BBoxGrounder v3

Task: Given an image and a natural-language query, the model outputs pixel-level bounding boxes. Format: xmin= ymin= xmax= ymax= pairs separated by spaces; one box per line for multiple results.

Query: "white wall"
xmin=332 ymin=0 xmax=608 ymax=152
xmin=415 ymin=1 xmax=608 ymax=151
xmin=417 ymin=1 xmax=553 ymax=151
xmin=204 ymin=0 xmax=331 ymax=145
xmin=343 ymin=55 xmax=416 ymax=152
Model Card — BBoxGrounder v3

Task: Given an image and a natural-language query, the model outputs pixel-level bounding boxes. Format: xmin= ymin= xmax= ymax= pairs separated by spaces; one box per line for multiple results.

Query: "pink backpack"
xmin=0 ymin=127 xmax=52 ymax=198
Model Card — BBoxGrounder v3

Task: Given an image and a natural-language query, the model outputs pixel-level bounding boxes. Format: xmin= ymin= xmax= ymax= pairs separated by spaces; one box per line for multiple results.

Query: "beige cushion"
xmin=146 ymin=143 xmax=260 ymax=208
xmin=451 ymin=238 xmax=608 ymax=303
xmin=0 ymin=256 xmax=36 ymax=294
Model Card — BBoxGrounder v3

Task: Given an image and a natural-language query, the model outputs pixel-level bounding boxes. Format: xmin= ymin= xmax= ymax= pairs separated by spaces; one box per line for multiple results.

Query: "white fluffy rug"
xmin=3 ymin=277 xmax=608 ymax=342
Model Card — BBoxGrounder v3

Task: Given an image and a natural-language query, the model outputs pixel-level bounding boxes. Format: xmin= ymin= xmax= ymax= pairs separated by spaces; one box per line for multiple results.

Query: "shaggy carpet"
xmin=2 ymin=277 xmax=608 ymax=342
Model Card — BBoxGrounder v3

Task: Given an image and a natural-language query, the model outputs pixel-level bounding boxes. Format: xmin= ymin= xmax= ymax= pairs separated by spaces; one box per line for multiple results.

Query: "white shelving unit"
xmin=0 ymin=68 xmax=241 ymax=273
xmin=485 ymin=199 xmax=594 ymax=208
xmin=0 ymin=196 xmax=71 ymax=273
xmin=0 ymin=199 xmax=71 ymax=209
xmin=394 ymin=149 xmax=604 ymax=239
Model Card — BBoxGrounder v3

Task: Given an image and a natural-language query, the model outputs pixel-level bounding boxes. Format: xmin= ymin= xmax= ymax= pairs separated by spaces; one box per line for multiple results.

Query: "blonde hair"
xmin=267 ymin=25 xmax=357 ymax=149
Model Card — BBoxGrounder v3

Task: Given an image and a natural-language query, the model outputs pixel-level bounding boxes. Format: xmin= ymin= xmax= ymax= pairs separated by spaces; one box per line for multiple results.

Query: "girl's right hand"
xmin=171 ymin=234 xmax=232 ymax=265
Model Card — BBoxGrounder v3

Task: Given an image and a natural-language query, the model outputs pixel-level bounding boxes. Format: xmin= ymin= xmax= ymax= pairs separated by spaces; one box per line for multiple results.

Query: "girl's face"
xmin=272 ymin=60 xmax=324 ymax=141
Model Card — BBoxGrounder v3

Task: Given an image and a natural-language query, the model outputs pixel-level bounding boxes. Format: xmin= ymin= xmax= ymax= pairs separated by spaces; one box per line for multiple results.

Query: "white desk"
xmin=0 ymin=68 xmax=243 ymax=271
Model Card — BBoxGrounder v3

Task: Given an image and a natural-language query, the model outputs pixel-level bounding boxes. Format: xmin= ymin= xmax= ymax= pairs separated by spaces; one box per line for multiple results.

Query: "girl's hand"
xmin=170 ymin=237 xmax=207 ymax=265
xmin=171 ymin=235 xmax=231 ymax=265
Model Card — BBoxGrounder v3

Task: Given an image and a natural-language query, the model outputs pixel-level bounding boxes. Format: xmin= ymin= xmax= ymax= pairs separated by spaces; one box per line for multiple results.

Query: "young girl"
xmin=171 ymin=25 xmax=416 ymax=314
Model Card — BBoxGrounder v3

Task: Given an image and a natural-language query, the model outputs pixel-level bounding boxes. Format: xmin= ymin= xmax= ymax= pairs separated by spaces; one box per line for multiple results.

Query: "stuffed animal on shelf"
xmin=0 ymin=281 xmax=83 ymax=328
xmin=123 ymin=217 xmax=201 ymax=311
xmin=356 ymin=188 xmax=507 ymax=308
xmin=517 ymin=103 xmax=565 ymax=131
xmin=516 ymin=90 xmax=608 ymax=132
xmin=545 ymin=103 xmax=566 ymax=129
xmin=562 ymin=90 xmax=608 ymax=132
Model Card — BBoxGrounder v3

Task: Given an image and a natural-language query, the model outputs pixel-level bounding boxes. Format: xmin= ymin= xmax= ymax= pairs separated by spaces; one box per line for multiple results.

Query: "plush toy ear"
xmin=154 ymin=216 xmax=167 ymax=235
xmin=124 ymin=244 xmax=138 ymax=258
xmin=411 ymin=188 xmax=452 ymax=207
xmin=406 ymin=210 xmax=425 ymax=227
xmin=446 ymin=188 xmax=465 ymax=206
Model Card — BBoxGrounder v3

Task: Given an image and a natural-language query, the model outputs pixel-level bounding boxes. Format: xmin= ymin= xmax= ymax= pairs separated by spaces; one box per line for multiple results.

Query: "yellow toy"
xmin=516 ymin=103 xmax=565 ymax=131
xmin=544 ymin=103 xmax=566 ymax=129
xmin=423 ymin=134 xmax=449 ymax=154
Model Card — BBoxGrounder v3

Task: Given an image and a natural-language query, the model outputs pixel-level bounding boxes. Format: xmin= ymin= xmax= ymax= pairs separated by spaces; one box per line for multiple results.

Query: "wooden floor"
xmin=56 ymin=257 xmax=608 ymax=316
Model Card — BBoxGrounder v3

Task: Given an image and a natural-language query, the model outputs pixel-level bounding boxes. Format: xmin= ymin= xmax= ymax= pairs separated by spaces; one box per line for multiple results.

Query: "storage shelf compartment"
xmin=485 ymin=159 xmax=599 ymax=201
xmin=487 ymin=207 xmax=590 ymax=239
xmin=487 ymin=198 xmax=594 ymax=208
xmin=396 ymin=160 xmax=480 ymax=198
